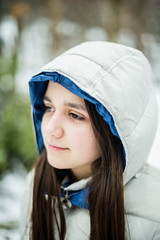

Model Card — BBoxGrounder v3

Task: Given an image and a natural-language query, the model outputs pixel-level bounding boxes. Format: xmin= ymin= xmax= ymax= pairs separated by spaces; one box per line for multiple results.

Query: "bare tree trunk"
xmin=48 ymin=0 xmax=62 ymax=55
xmin=98 ymin=0 xmax=123 ymax=42
xmin=124 ymin=0 xmax=148 ymax=52
xmin=0 ymin=0 xmax=5 ymax=55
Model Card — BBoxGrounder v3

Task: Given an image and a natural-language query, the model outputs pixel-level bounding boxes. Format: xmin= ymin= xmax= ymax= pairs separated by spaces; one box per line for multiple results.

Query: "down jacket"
xmin=21 ymin=41 xmax=160 ymax=239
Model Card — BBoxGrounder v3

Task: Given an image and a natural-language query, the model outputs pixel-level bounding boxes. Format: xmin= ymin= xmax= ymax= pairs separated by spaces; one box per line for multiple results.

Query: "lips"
xmin=48 ymin=144 xmax=68 ymax=151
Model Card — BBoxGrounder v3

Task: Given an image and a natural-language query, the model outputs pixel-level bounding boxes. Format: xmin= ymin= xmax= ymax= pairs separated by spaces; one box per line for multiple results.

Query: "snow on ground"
xmin=0 ymin=170 xmax=27 ymax=240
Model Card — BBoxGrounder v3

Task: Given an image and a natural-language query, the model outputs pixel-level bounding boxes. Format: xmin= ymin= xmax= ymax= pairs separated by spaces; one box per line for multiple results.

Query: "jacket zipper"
xmin=61 ymin=187 xmax=72 ymax=208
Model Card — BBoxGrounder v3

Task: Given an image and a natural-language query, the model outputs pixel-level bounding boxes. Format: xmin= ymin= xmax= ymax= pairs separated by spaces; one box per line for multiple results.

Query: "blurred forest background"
xmin=0 ymin=0 xmax=160 ymax=239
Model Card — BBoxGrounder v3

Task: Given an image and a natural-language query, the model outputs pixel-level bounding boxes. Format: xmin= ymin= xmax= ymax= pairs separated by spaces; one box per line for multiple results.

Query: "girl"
xmin=22 ymin=41 xmax=160 ymax=240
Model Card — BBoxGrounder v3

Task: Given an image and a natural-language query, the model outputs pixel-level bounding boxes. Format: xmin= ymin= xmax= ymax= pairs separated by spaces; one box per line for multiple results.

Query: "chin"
xmin=47 ymin=159 xmax=68 ymax=170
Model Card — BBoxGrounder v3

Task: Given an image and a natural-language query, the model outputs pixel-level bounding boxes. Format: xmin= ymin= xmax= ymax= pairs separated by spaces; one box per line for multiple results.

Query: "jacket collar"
xmin=60 ymin=177 xmax=91 ymax=209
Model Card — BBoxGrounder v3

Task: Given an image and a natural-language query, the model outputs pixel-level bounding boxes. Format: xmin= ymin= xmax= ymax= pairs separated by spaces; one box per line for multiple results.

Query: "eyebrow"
xmin=43 ymin=96 xmax=51 ymax=102
xmin=43 ymin=96 xmax=87 ymax=111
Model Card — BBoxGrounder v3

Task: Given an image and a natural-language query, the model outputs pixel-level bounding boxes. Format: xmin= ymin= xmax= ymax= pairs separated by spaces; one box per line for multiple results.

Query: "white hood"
xmin=38 ymin=41 xmax=158 ymax=185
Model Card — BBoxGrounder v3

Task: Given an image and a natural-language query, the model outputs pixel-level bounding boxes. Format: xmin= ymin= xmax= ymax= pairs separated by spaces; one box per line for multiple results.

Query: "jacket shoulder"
xmin=20 ymin=170 xmax=34 ymax=240
xmin=124 ymin=164 xmax=160 ymax=223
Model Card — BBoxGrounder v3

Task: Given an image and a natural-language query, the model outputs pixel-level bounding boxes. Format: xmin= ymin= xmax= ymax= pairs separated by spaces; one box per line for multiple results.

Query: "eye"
xmin=69 ymin=112 xmax=84 ymax=120
xmin=42 ymin=105 xmax=55 ymax=113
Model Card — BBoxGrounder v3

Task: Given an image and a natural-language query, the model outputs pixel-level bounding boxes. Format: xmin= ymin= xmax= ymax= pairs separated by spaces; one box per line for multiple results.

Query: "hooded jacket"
xmin=22 ymin=41 xmax=160 ymax=239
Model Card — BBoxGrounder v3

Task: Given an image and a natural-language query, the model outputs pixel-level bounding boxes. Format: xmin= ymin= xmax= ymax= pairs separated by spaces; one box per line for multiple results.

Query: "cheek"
xmin=71 ymin=126 xmax=100 ymax=156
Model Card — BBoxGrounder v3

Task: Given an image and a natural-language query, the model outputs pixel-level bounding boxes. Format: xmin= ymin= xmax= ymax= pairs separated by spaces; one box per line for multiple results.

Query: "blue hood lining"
xmin=29 ymin=71 xmax=126 ymax=170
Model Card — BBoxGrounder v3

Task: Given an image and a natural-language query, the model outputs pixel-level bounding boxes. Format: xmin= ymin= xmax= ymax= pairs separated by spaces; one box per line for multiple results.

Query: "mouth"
xmin=48 ymin=144 xmax=69 ymax=152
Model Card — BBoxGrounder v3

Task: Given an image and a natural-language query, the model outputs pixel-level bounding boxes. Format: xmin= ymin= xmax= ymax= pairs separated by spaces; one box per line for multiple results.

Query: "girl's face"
xmin=41 ymin=81 xmax=101 ymax=180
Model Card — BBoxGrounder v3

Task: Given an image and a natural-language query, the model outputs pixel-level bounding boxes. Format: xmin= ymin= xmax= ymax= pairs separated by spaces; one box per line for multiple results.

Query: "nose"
xmin=45 ymin=113 xmax=64 ymax=138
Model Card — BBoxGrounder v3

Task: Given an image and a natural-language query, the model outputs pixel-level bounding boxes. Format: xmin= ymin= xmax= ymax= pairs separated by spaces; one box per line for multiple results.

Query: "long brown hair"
xmin=31 ymin=100 xmax=125 ymax=240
